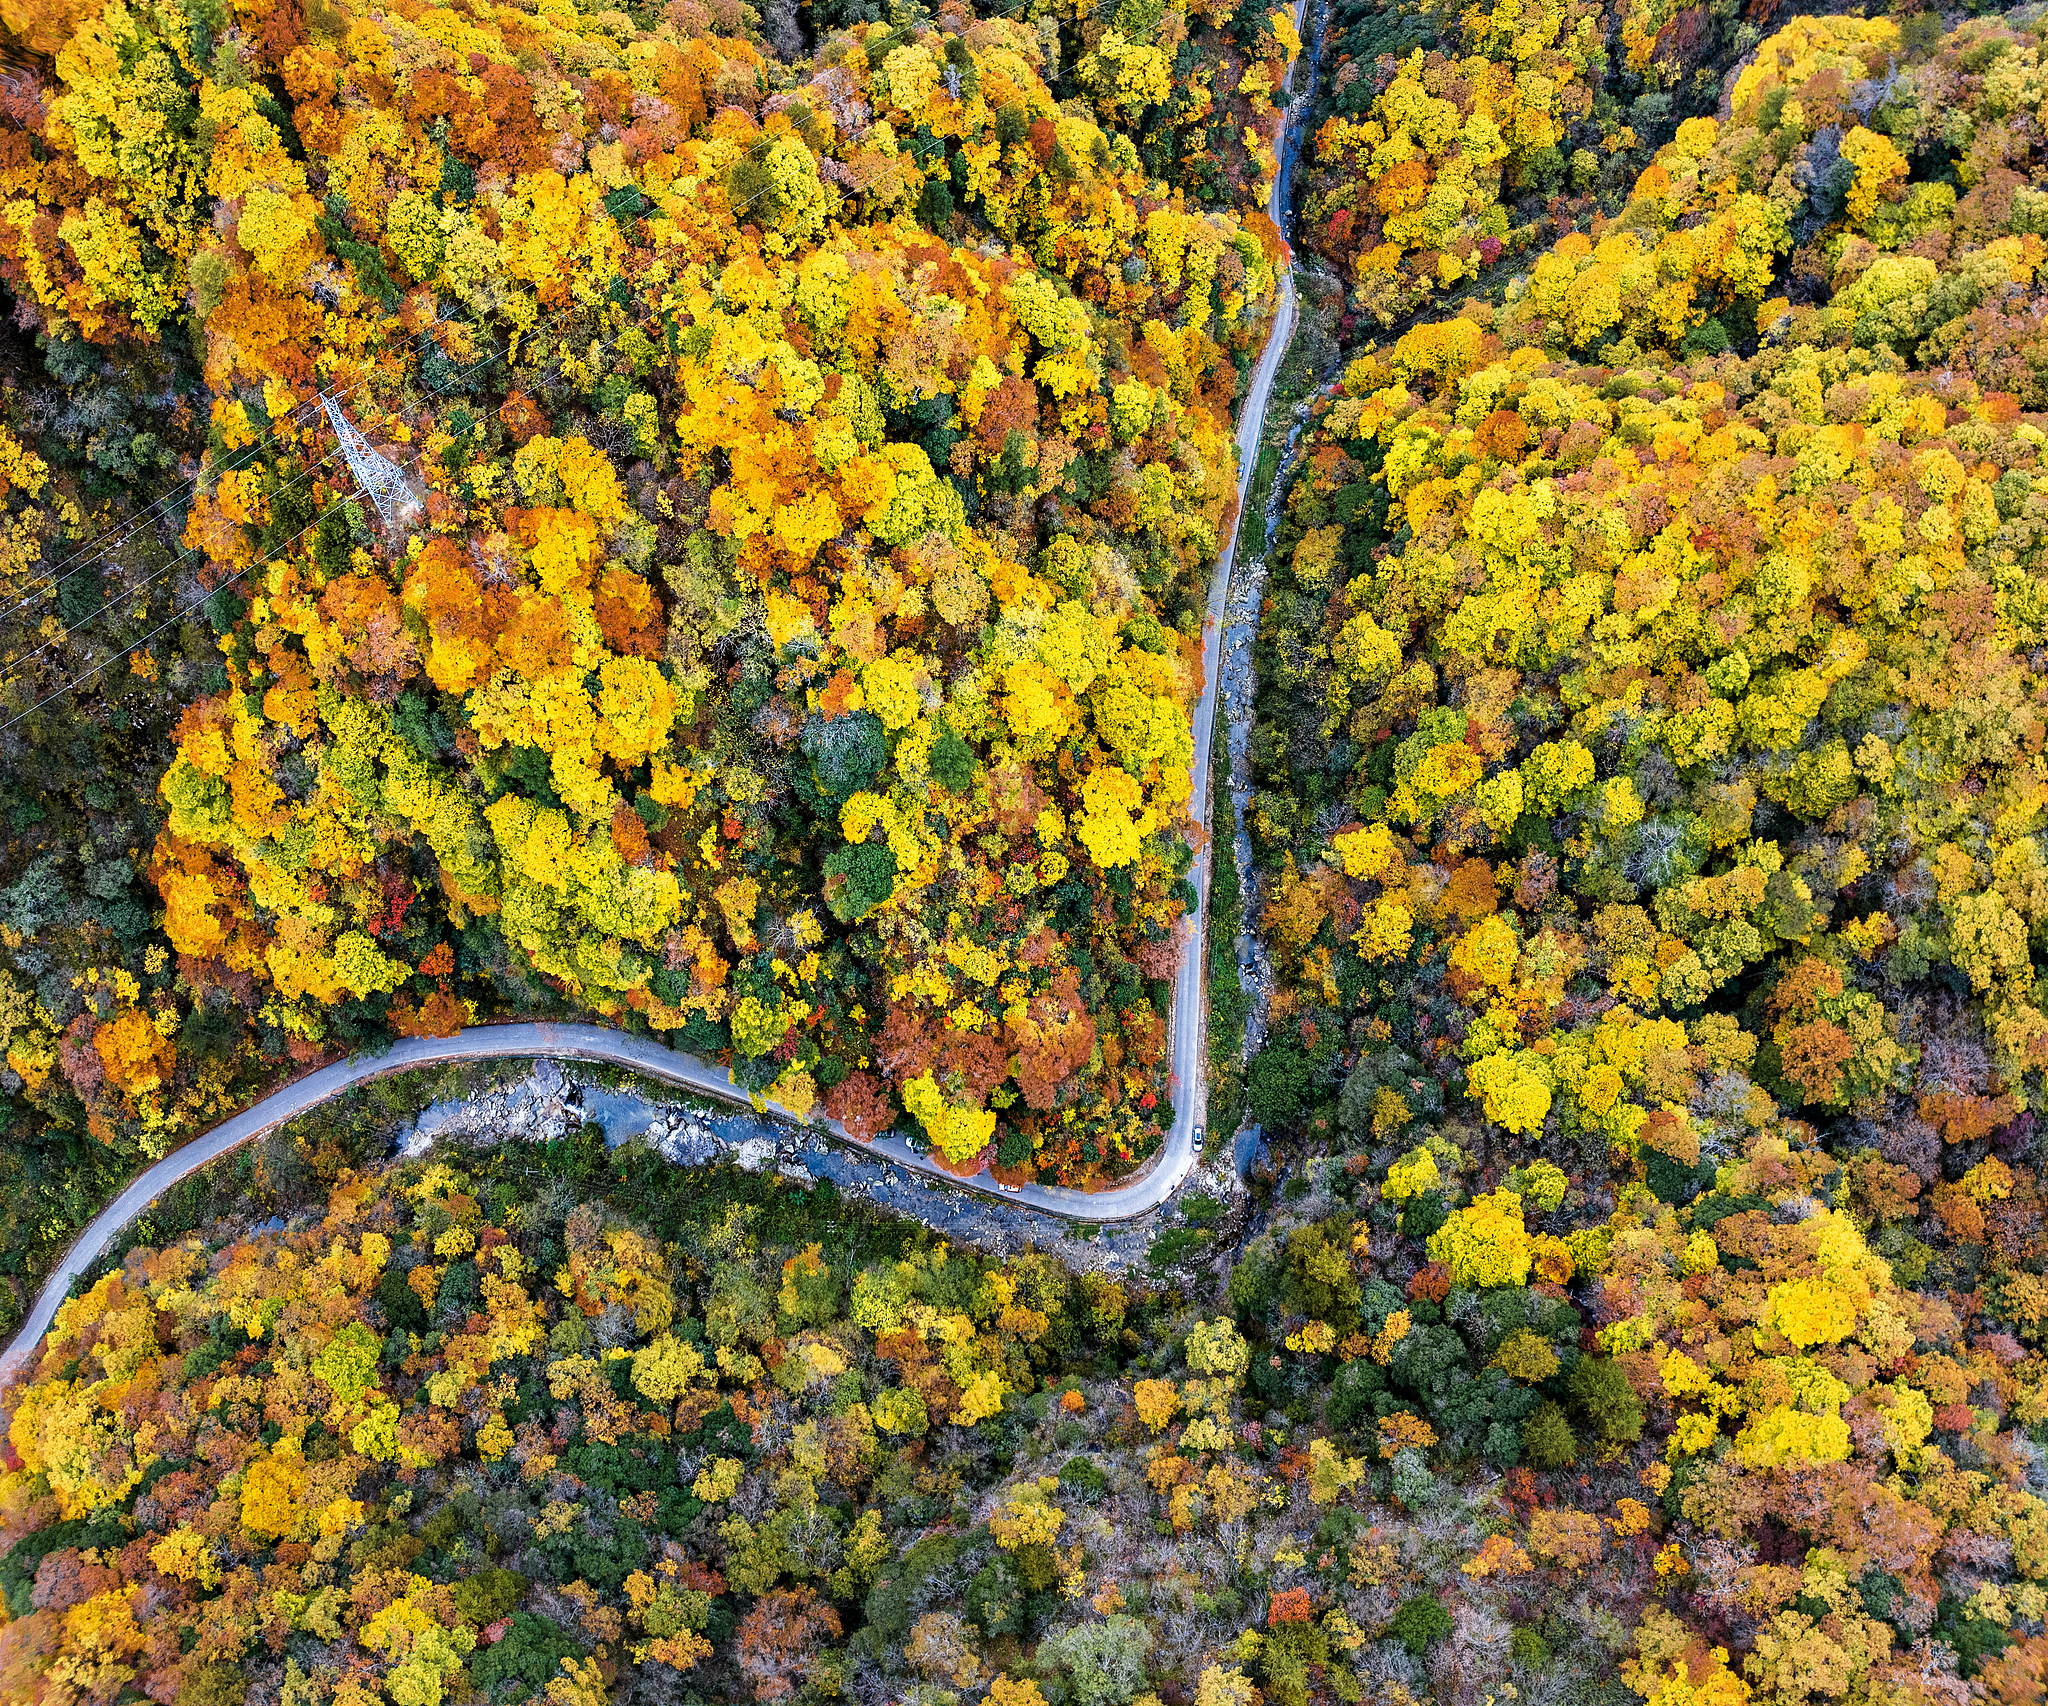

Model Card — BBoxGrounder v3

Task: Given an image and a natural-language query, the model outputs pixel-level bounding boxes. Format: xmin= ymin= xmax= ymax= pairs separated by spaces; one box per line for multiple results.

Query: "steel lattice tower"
xmin=321 ymin=395 xmax=420 ymax=532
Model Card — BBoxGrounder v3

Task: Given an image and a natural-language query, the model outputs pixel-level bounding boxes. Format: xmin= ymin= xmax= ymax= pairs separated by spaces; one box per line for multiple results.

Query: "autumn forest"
xmin=4 ymin=0 xmax=2048 ymax=1697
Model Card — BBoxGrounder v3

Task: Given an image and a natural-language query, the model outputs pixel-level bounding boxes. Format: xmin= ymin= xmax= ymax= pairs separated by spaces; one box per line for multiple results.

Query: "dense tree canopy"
xmin=0 ymin=0 xmax=1305 ymax=1208
xmin=1223 ymin=7 xmax=2048 ymax=1703
xmin=10 ymin=0 xmax=2048 ymax=1703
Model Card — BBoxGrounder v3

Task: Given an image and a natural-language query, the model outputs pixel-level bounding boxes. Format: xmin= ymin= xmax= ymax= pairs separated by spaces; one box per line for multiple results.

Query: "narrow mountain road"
xmin=0 ymin=22 xmax=1312 ymax=1387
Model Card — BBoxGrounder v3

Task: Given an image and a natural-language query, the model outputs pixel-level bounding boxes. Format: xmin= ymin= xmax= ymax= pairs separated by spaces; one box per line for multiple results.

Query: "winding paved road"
xmin=0 ymin=53 xmax=1306 ymax=1389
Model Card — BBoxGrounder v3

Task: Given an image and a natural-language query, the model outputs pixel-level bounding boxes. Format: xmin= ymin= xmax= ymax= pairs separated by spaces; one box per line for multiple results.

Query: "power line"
xmin=0 ymin=18 xmax=1128 ymax=732
xmin=0 ymin=0 xmax=1059 ymax=624
xmin=0 ymin=297 xmax=534 ymax=621
xmin=0 ymin=290 xmax=606 ymax=686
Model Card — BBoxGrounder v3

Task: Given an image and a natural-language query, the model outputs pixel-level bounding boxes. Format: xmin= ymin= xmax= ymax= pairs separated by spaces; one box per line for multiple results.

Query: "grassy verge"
xmin=1243 ymin=437 xmax=1281 ymax=544
xmin=1205 ymin=729 xmax=1247 ymax=1158
xmin=1269 ymin=281 xmax=1341 ymax=414
xmin=1240 ymin=272 xmax=1343 ymax=557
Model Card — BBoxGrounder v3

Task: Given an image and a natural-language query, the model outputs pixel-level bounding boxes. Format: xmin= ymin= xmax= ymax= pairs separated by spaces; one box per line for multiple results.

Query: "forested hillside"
xmin=0 ymin=0 xmax=1305 ymax=1320
xmin=16 ymin=1094 xmax=2048 ymax=1706
xmin=1244 ymin=3 xmax=2048 ymax=1225
xmin=4 ymin=1153 xmax=1648 ymax=1706
xmin=8 ymin=0 xmax=2048 ymax=1702
xmin=1222 ymin=1 xmax=2048 ymax=1701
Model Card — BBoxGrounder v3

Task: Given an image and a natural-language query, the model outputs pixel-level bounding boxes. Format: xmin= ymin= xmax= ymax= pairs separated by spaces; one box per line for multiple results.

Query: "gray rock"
xmin=660 ymin=1128 xmax=723 ymax=1167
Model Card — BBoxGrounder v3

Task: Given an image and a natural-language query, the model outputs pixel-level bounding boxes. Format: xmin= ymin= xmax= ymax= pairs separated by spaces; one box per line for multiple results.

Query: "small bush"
xmin=1388 ymin=1446 xmax=1436 ymax=1508
xmin=174 ymin=1666 xmax=246 ymax=1706
xmin=1521 ymin=1402 xmax=1578 ymax=1468
xmin=418 ymin=1503 xmax=463 ymax=1551
xmin=1038 ymin=1613 xmax=1155 ymax=1706
xmin=1058 ymin=1456 xmax=1110 ymax=1503
xmin=1399 ymin=1189 xmax=1451 ymax=1243
xmin=1567 ymin=1356 xmax=1644 ymax=1443
xmin=1148 ymin=1227 xmax=1210 ymax=1268
xmin=451 ymin=1568 xmax=528 ymax=1627
xmin=1511 ymin=1627 xmax=1551 ymax=1669
xmin=1248 ymin=1041 xmax=1314 ymax=1128
xmin=1935 ymin=1597 xmax=2014 ymax=1677
xmin=469 ymin=1613 xmax=585 ymax=1701
xmin=1389 ymin=1594 xmax=1453 ymax=1656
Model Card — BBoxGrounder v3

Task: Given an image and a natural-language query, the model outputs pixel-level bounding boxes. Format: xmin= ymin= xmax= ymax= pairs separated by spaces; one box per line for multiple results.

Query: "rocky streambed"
xmin=393 ymin=1058 xmax=1253 ymax=1276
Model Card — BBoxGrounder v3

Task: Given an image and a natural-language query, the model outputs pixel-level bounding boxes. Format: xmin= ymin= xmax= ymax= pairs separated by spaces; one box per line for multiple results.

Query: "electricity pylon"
xmin=321 ymin=395 xmax=422 ymax=533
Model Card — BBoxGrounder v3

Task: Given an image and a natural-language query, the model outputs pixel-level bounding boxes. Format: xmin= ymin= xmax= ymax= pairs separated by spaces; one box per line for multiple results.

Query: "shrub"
xmin=1185 ymin=1319 xmax=1251 ymax=1379
xmin=176 ymin=1668 xmax=247 ymax=1706
xmin=1057 ymin=1457 xmax=1109 ymax=1503
xmin=1148 ymin=1227 xmax=1210 ymax=1268
xmin=1567 ymin=1357 xmax=1644 ymax=1443
xmin=871 ymin=1387 xmax=930 ymax=1436
xmin=1399 ymin=1190 xmax=1452 ymax=1244
xmin=1389 ymin=1594 xmax=1454 ymax=1656
xmin=1388 ymin=1446 xmax=1436 ymax=1507
xmin=1248 ymin=1041 xmax=1315 ymax=1128
xmin=1491 ymin=1330 xmax=1561 ymax=1382
xmin=1934 ymin=1597 xmax=2014 ymax=1677
xmin=1507 ymin=1160 xmax=1568 ymax=1213
xmin=864 ymin=1535 xmax=963 ymax=1645
xmin=1521 ymin=1402 xmax=1578 ymax=1469
xmin=1281 ymin=1220 xmax=1363 ymax=1331
xmin=450 ymin=1568 xmax=527 ymax=1628
xmin=469 ymin=1613 xmax=585 ymax=1701
xmin=1527 ymin=1509 xmax=1604 ymax=1568
xmin=1133 ymin=1379 xmax=1182 ymax=1431
xmin=1427 ymin=1189 xmax=1532 ymax=1288
xmin=1259 ymin=1614 xmax=1333 ymax=1706
xmin=823 ymin=839 xmax=899 ymax=923
xmin=1327 ymin=1357 xmax=1386 ymax=1432
xmin=1038 ymin=1614 xmax=1155 ymax=1706
xmin=1383 ymin=1147 xmax=1441 ymax=1200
